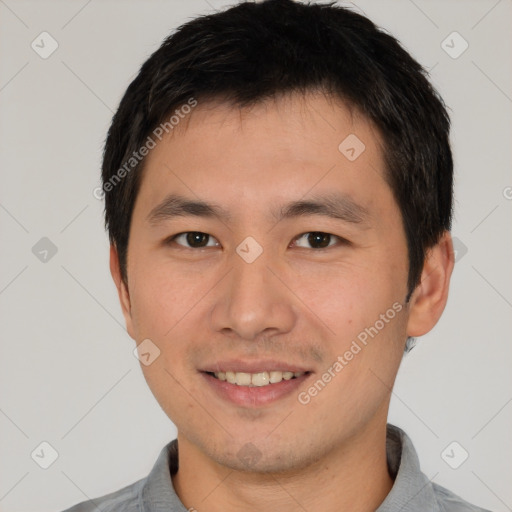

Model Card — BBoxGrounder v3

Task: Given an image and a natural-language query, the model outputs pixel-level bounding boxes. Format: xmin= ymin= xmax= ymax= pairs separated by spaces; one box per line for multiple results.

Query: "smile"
xmin=209 ymin=370 xmax=307 ymax=387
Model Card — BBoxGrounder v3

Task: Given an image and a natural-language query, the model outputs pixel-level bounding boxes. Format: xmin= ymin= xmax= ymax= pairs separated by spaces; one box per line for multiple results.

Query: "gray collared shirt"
xmin=62 ymin=425 xmax=491 ymax=512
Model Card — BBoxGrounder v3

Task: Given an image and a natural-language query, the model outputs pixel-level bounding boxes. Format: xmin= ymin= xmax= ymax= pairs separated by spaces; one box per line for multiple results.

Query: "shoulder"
xmin=59 ymin=477 xmax=144 ymax=512
xmin=432 ymin=481 xmax=493 ymax=512
xmin=59 ymin=440 xmax=179 ymax=512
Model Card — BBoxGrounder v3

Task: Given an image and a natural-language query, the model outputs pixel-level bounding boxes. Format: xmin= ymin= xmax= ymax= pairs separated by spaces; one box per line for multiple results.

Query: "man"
xmin=64 ymin=0 xmax=491 ymax=510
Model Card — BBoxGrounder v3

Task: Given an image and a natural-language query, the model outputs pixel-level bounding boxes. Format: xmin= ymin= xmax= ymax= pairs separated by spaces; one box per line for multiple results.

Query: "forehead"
xmin=158 ymin=92 xmax=382 ymax=159
xmin=135 ymin=92 xmax=390 ymax=219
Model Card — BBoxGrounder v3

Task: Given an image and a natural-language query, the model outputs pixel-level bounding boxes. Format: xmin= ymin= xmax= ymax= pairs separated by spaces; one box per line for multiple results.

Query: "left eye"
xmin=292 ymin=232 xmax=342 ymax=249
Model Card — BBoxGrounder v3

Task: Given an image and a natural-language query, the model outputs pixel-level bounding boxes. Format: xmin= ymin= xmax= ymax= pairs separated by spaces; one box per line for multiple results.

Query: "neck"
xmin=172 ymin=422 xmax=393 ymax=512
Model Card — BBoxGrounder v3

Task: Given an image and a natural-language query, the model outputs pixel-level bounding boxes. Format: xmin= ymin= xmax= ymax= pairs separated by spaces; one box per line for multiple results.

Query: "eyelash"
xmin=166 ymin=231 xmax=348 ymax=251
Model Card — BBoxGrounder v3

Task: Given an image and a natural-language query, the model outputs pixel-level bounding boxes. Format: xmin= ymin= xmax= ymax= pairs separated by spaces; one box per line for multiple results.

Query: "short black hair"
xmin=102 ymin=0 xmax=453 ymax=299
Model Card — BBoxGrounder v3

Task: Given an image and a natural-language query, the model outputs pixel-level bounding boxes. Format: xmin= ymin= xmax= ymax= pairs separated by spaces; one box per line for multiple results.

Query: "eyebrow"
xmin=147 ymin=192 xmax=369 ymax=226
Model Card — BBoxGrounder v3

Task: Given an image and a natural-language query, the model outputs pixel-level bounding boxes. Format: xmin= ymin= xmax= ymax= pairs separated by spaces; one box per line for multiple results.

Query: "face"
xmin=114 ymin=93 xmax=422 ymax=472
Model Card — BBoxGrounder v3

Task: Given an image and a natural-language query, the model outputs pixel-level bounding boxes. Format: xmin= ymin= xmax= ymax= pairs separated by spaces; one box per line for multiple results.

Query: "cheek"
xmin=297 ymin=261 xmax=395 ymax=340
xmin=299 ymin=261 xmax=407 ymax=382
xmin=128 ymin=261 xmax=205 ymax=422
xmin=298 ymin=303 xmax=407 ymax=429
xmin=128 ymin=258 xmax=203 ymax=340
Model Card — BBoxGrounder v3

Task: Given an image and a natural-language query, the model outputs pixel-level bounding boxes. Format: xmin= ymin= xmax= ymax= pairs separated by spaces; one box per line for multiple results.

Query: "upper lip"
xmin=200 ymin=359 xmax=312 ymax=374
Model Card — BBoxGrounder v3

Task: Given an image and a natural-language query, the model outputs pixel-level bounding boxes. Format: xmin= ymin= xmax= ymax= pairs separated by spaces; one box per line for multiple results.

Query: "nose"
xmin=209 ymin=245 xmax=297 ymax=341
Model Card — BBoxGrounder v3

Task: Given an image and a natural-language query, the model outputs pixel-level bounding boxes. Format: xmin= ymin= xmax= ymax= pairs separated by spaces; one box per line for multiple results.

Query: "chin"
xmin=198 ymin=434 xmax=324 ymax=475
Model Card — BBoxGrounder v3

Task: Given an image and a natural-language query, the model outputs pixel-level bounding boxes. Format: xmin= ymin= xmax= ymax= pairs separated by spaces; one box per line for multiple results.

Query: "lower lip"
xmin=201 ymin=372 xmax=312 ymax=407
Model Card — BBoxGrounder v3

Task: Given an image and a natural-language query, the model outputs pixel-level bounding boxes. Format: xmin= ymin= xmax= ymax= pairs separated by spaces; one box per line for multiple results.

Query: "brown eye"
xmin=170 ymin=232 xmax=219 ymax=248
xmin=293 ymin=232 xmax=340 ymax=249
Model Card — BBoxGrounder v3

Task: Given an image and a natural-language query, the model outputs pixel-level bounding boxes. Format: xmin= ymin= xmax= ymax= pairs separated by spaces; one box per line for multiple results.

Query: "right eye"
xmin=167 ymin=231 xmax=220 ymax=249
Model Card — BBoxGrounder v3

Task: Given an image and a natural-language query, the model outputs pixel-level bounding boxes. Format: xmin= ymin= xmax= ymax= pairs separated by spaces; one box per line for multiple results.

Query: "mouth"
xmin=200 ymin=366 xmax=313 ymax=407
xmin=205 ymin=370 xmax=310 ymax=387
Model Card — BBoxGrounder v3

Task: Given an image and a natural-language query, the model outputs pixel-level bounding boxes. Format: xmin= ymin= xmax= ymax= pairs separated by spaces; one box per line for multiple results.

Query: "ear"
xmin=109 ymin=244 xmax=135 ymax=339
xmin=406 ymin=231 xmax=455 ymax=337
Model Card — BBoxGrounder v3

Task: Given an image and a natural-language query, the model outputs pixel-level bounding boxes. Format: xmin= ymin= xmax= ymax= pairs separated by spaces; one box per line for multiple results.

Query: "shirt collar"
xmin=377 ymin=424 xmax=438 ymax=511
xmin=139 ymin=424 xmax=438 ymax=512
xmin=139 ymin=440 xmax=187 ymax=512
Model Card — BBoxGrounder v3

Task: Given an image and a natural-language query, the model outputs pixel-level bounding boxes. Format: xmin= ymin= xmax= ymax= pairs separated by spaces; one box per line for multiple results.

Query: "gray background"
xmin=0 ymin=1 xmax=511 ymax=511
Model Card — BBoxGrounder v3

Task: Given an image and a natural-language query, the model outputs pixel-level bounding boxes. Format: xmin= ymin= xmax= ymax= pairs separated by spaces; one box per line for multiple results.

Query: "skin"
xmin=110 ymin=92 xmax=454 ymax=512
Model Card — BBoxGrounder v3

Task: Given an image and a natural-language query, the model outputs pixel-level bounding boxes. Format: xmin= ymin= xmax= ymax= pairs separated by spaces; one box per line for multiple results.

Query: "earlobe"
xmin=406 ymin=232 xmax=455 ymax=337
xmin=109 ymin=244 xmax=135 ymax=338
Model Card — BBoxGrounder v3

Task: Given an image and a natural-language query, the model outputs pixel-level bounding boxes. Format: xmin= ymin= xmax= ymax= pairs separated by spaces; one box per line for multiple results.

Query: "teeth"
xmin=251 ymin=372 xmax=269 ymax=387
xmin=235 ymin=372 xmax=251 ymax=386
xmin=269 ymin=371 xmax=282 ymax=383
xmin=213 ymin=370 xmax=305 ymax=386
